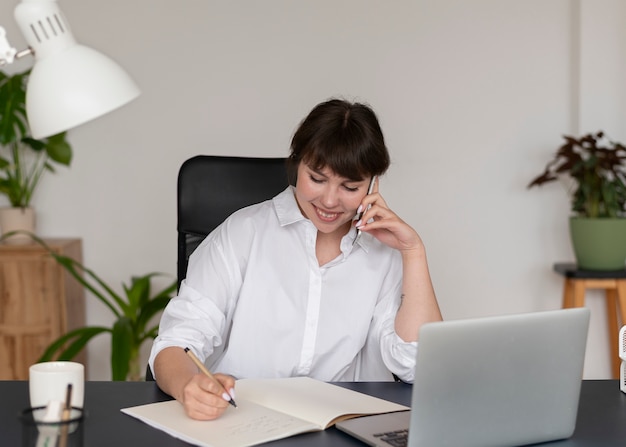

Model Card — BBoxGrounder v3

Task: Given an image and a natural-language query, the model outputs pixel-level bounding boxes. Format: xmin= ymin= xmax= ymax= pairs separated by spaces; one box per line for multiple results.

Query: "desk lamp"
xmin=0 ymin=0 xmax=140 ymax=139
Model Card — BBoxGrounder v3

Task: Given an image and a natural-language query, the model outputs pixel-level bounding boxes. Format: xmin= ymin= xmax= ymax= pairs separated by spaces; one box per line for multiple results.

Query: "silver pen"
xmin=353 ymin=176 xmax=377 ymax=245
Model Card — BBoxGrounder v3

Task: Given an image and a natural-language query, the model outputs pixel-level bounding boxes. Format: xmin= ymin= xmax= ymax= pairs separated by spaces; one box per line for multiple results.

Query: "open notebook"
xmin=121 ymin=376 xmax=408 ymax=447
xmin=336 ymin=308 xmax=590 ymax=447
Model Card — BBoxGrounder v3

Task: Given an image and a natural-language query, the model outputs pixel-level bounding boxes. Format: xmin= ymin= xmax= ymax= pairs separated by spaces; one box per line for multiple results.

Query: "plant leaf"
xmin=20 ymin=137 xmax=46 ymax=152
xmin=530 ymin=131 xmax=626 ymax=217
xmin=0 ymin=70 xmax=73 ymax=207
xmin=28 ymin=234 xmax=126 ymax=317
xmin=136 ymin=294 xmax=174 ymax=336
xmin=11 ymin=233 xmax=177 ymax=381
xmin=0 ymin=70 xmax=29 ymax=145
xmin=124 ymin=274 xmax=153 ymax=317
xmin=142 ymin=324 xmax=161 ymax=343
xmin=37 ymin=326 xmax=110 ymax=362
xmin=44 ymin=133 xmax=72 ymax=165
xmin=111 ymin=317 xmax=134 ymax=381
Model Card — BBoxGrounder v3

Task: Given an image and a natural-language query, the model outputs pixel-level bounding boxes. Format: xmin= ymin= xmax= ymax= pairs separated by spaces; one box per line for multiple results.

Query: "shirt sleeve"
xmin=148 ymin=229 xmax=241 ymax=374
xmin=360 ymin=256 xmax=419 ymax=383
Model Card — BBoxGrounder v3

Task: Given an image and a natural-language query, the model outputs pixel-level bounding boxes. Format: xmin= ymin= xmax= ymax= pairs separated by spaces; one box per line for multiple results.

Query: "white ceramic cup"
xmin=29 ymin=361 xmax=85 ymax=409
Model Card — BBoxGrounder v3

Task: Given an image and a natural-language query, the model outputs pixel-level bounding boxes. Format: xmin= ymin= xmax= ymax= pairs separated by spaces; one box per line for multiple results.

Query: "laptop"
xmin=336 ymin=307 xmax=590 ymax=447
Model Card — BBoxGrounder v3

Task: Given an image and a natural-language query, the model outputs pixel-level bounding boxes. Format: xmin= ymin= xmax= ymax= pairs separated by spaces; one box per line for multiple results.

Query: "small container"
xmin=19 ymin=406 xmax=84 ymax=447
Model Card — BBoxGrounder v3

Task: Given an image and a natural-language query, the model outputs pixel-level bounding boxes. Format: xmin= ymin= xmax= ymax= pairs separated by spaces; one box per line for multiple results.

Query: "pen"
xmin=184 ymin=347 xmax=238 ymax=408
xmin=353 ymin=175 xmax=377 ymax=246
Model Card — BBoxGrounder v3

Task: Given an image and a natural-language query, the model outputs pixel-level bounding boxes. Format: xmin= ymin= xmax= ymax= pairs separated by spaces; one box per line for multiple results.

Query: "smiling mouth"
xmin=314 ymin=205 xmax=341 ymax=222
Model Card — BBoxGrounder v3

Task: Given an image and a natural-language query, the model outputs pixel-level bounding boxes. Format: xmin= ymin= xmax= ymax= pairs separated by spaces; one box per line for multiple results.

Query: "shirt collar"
xmin=273 ymin=186 xmax=307 ymax=226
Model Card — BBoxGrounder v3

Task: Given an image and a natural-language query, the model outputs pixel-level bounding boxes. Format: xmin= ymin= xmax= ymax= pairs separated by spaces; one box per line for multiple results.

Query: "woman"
xmin=149 ymin=98 xmax=442 ymax=420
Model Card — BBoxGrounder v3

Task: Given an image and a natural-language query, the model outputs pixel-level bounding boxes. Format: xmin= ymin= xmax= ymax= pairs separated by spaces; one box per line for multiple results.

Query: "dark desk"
xmin=1 ymin=380 xmax=625 ymax=446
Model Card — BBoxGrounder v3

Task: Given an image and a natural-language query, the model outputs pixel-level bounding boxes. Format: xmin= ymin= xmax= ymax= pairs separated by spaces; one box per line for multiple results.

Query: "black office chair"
xmin=146 ymin=155 xmax=290 ymax=381
xmin=176 ymin=155 xmax=291 ymax=288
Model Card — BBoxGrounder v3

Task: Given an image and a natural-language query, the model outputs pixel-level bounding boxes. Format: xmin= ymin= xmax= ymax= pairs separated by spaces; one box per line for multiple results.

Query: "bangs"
xmin=289 ymin=99 xmax=390 ymax=182
xmin=301 ymin=137 xmax=377 ymax=181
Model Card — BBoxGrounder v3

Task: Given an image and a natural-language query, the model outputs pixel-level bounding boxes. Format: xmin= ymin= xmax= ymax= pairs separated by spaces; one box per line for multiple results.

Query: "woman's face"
xmin=294 ymin=162 xmax=371 ymax=235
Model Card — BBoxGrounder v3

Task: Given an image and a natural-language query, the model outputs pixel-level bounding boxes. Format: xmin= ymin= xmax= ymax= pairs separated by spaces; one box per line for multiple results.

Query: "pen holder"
xmin=19 ymin=406 xmax=84 ymax=447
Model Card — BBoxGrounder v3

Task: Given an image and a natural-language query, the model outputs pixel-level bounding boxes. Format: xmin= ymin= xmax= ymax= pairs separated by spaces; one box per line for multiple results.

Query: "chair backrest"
xmin=177 ymin=155 xmax=290 ymax=289
xmin=147 ymin=155 xmax=289 ymax=381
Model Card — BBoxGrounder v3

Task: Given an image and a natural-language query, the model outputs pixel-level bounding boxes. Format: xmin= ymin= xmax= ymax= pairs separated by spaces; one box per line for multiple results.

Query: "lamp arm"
xmin=0 ymin=26 xmax=33 ymax=66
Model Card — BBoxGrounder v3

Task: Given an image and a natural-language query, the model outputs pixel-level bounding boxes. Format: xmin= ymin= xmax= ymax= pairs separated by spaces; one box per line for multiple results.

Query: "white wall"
xmin=1 ymin=0 xmax=623 ymax=379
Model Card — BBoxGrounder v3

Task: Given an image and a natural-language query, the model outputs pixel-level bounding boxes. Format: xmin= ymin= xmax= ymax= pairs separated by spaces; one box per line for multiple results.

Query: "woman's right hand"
xmin=153 ymin=347 xmax=236 ymax=421
xmin=181 ymin=372 xmax=236 ymax=420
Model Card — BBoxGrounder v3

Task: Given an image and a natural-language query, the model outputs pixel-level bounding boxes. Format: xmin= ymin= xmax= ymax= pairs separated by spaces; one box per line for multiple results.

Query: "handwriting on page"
xmin=204 ymin=401 xmax=320 ymax=446
xmin=227 ymin=413 xmax=306 ymax=437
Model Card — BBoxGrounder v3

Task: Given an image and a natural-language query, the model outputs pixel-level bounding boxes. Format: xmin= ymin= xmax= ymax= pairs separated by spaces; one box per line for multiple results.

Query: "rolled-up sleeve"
xmin=358 ymin=260 xmax=418 ymax=383
xmin=148 ymin=232 xmax=239 ymax=375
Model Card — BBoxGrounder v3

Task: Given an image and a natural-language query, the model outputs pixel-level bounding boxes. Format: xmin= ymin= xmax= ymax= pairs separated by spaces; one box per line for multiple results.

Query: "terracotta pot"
xmin=0 ymin=207 xmax=35 ymax=244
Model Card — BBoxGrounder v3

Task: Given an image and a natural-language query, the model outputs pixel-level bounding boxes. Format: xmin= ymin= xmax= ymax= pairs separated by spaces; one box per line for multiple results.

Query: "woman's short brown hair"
xmin=288 ymin=99 xmax=390 ymax=182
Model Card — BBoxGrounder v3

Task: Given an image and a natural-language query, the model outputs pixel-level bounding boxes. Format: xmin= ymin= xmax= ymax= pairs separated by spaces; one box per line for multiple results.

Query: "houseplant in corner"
xmin=0 ymin=69 xmax=72 ymax=243
xmin=28 ymin=236 xmax=177 ymax=381
xmin=528 ymin=131 xmax=626 ymax=270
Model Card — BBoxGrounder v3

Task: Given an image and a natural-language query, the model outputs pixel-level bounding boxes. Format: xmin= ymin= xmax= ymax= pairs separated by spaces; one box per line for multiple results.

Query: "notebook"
xmin=336 ymin=307 xmax=590 ymax=447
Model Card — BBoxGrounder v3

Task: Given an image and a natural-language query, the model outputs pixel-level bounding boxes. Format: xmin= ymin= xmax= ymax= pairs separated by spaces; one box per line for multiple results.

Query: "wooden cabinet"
xmin=0 ymin=239 xmax=86 ymax=379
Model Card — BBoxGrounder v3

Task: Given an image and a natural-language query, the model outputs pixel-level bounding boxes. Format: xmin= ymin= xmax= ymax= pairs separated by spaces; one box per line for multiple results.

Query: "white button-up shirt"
xmin=150 ymin=187 xmax=418 ymax=382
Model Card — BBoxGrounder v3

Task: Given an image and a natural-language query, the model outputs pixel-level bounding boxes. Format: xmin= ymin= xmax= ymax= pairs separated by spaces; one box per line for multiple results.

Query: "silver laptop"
xmin=336 ymin=308 xmax=590 ymax=447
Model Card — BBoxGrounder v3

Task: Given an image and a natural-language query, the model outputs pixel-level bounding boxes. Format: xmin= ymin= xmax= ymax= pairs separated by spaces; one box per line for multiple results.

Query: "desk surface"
xmin=1 ymin=380 xmax=625 ymax=446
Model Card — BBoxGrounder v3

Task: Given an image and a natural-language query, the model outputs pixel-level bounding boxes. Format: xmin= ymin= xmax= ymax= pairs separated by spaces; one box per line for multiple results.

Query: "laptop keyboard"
xmin=374 ymin=429 xmax=409 ymax=447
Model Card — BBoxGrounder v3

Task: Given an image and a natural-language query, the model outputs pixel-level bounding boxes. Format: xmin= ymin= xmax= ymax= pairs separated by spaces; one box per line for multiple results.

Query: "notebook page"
xmin=236 ymin=377 xmax=409 ymax=428
xmin=121 ymin=399 xmax=318 ymax=447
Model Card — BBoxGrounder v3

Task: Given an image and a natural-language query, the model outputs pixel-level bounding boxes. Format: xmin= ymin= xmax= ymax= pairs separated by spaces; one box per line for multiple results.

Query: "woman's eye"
xmin=344 ymin=185 xmax=359 ymax=192
xmin=310 ymin=175 xmax=324 ymax=184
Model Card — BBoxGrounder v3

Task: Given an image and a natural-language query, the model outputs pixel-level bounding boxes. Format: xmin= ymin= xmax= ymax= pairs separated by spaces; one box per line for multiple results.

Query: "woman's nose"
xmin=320 ymin=186 xmax=339 ymax=208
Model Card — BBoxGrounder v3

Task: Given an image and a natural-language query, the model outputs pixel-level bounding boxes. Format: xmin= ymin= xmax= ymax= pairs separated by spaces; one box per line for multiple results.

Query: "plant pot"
xmin=569 ymin=217 xmax=626 ymax=270
xmin=0 ymin=207 xmax=35 ymax=245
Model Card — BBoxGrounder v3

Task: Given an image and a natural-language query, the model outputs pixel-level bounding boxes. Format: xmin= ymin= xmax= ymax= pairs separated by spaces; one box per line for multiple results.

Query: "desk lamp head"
xmin=0 ymin=0 xmax=140 ymax=139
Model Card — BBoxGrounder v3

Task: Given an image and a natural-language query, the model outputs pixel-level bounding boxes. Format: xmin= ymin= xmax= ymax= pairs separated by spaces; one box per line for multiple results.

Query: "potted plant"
xmin=528 ymin=131 xmax=626 ymax=270
xmin=0 ymin=69 xmax=72 ymax=243
xmin=28 ymin=236 xmax=177 ymax=381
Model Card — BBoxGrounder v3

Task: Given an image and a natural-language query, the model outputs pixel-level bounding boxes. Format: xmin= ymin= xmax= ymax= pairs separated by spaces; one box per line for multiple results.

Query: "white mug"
xmin=29 ymin=361 xmax=84 ymax=409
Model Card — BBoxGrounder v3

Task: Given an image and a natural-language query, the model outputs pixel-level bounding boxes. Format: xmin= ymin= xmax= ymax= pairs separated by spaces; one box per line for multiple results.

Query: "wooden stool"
xmin=554 ymin=263 xmax=626 ymax=379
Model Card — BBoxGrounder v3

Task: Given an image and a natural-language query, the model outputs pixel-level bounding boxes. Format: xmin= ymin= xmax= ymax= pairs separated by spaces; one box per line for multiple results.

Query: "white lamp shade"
xmin=12 ymin=0 xmax=140 ymax=139
xmin=26 ymin=44 xmax=140 ymax=139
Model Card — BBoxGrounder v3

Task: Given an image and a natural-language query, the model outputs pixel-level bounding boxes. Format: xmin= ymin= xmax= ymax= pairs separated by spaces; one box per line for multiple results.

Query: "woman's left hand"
xmin=355 ymin=180 xmax=443 ymax=344
xmin=355 ymin=186 xmax=423 ymax=253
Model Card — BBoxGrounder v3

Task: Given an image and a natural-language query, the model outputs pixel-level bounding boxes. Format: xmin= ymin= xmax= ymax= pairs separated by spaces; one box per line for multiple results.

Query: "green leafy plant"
xmin=528 ymin=131 xmax=626 ymax=218
xmin=0 ymin=69 xmax=72 ymax=207
xmin=30 ymin=236 xmax=177 ymax=381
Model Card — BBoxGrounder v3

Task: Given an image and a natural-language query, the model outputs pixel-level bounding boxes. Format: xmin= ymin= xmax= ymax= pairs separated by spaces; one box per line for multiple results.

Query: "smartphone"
xmin=353 ymin=176 xmax=377 ymax=245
